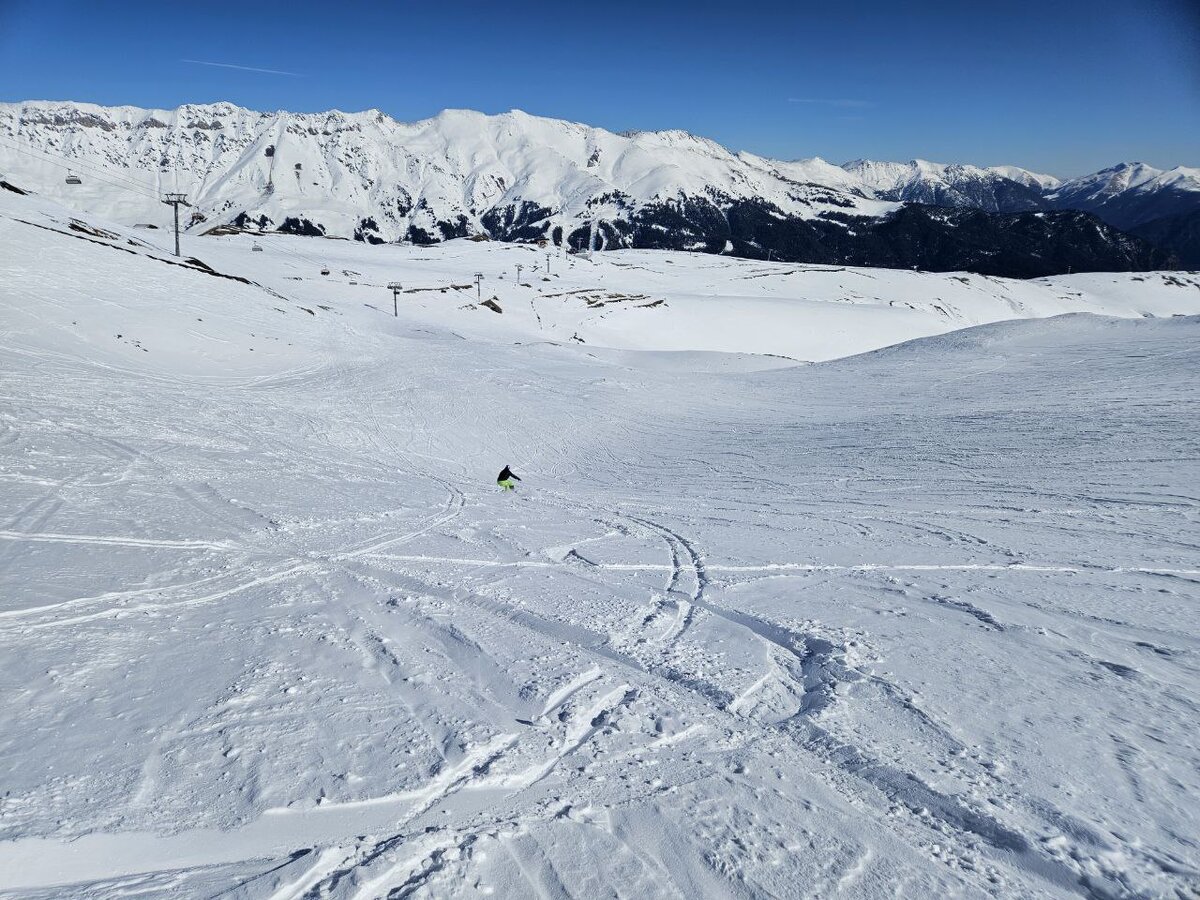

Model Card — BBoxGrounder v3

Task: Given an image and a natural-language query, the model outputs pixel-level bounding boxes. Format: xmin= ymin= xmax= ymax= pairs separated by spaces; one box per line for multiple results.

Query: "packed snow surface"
xmin=1 ymin=190 xmax=1198 ymax=899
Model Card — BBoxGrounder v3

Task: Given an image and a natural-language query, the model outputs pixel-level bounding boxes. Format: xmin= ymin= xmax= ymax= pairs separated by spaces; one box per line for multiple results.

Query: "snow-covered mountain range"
xmin=825 ymin=159 xmax=1200 ymax=267
xmin=1 ymin=100 xmax=1194 ymax=274
xmin=0 ymin=101 xmax=891 ymax=241
xmin=843 ymin=158 xmax=1059 ymax=212
xmin=1046 ymin=162 xmax=1200 ymax=228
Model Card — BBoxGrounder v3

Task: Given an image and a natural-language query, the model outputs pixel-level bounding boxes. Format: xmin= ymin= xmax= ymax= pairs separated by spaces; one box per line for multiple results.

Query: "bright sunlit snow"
xmin=1 ymin=187 xmax=1198 ymax=899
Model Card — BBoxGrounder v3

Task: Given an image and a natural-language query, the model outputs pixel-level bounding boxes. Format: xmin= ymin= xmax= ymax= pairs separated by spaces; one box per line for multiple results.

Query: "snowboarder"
xmin=497 ymin=465 xmax=521 ymax=491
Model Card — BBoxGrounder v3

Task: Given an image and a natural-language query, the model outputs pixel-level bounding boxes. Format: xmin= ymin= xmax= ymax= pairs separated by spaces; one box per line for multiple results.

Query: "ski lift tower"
xmin=515 ymin=264 xmax=523 ymax=283
xmin=474 ymin=272 xmax=484 ymax=299
xmin=162 ymin=193 xmax=190 ymax=257
xmin=387 ymin=282 xmax=403 ymax=317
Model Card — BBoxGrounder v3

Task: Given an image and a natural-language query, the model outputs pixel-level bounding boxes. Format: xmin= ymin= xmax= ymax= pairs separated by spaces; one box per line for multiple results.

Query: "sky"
xmin=0 ymin=0 xmax=1197 ymax=178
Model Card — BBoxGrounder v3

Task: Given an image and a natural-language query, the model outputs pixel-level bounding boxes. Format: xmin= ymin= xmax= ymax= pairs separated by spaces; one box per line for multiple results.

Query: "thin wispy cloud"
xmin=788 ymin=98 xmax=872 ymax=109
xmin=182 ymin=59 xmax=302 ymax=77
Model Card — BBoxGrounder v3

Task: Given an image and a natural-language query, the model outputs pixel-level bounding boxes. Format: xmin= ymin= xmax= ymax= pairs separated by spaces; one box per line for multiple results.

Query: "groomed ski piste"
xmin=1 ymin=185 xmax=1198 ymax=899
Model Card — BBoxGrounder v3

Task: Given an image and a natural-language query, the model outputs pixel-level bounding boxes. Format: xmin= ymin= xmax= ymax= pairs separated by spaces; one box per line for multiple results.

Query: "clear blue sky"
xmin=1 ymin=0 xmax=1196 ymax=177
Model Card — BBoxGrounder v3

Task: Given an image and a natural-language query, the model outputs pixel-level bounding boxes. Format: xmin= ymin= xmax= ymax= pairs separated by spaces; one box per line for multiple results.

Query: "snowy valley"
xmin=0 ymin=173 xmax=1199 ymax=899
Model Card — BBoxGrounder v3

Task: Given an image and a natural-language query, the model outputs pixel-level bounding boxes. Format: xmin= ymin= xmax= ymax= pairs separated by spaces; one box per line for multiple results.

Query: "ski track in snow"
xmin=0 ymin=193 xmax=1198 ymax=899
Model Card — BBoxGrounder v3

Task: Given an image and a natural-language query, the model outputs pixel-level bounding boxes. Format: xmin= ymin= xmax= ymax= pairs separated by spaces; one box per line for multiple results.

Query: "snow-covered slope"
xmin=2 ymin=185 xmax=1194 ymax=365
xmin=1 ymin=182 xmax=1198 ymax=900
xmin=740 ymin=152 xmax=869 ymax=195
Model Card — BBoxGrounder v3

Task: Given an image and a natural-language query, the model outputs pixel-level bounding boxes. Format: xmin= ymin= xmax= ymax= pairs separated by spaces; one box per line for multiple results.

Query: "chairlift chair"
xmin=65 ymin=172 xmax=82 ymax=185
xmin=251 ymin=242 xmax=263 ymax=252
xmin=320 ymin=266 xmax=330 ymax=276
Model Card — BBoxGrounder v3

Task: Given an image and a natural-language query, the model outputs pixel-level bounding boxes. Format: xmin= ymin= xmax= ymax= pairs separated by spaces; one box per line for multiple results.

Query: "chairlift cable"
xmin=0 ymin=136 xmax=163 ymax=197
xmin=0 ymin=137 xmax=163 ymax=200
